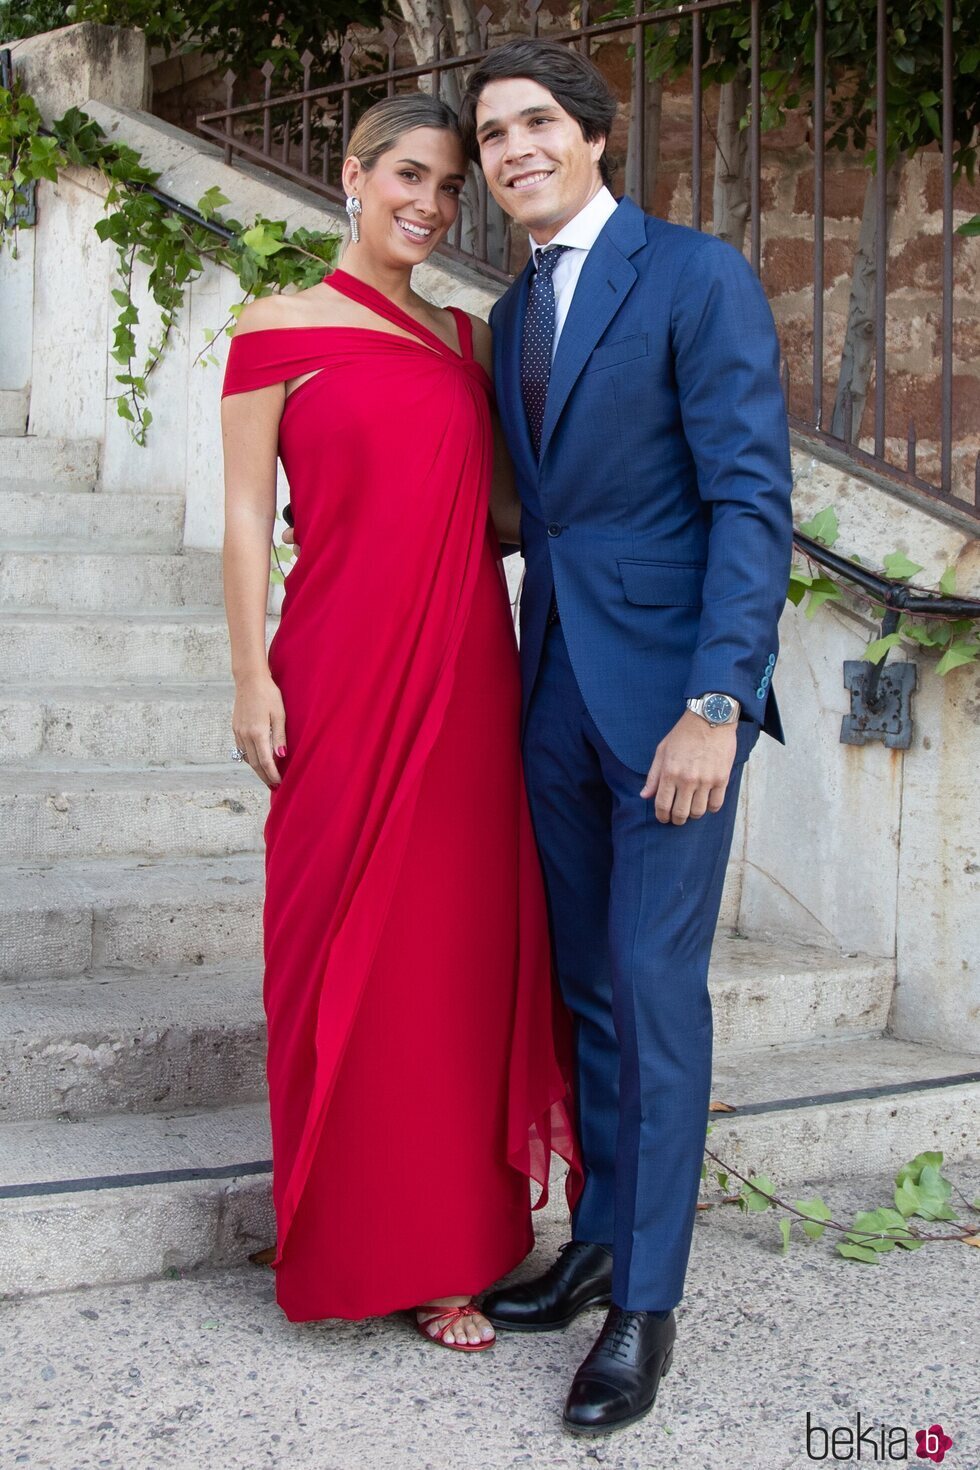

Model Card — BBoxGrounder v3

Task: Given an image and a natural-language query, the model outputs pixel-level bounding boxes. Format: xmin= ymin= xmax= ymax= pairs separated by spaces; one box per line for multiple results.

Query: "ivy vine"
xmin=701 ymin=1133 xmax=980 ymax=1264
xmin=789 ymin=505 xmax=980 ymax=676
xmin=0 ymin=77 xmax=341 ymax=445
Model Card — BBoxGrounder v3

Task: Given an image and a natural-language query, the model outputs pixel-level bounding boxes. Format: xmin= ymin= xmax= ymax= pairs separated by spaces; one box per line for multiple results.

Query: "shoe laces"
xmin=601 ymin=1310 xmax=642 ymax=1362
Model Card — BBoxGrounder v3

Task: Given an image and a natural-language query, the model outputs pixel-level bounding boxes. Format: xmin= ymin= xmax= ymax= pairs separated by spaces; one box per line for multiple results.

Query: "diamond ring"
xmin=231 ymin=747 xmax=247 ymax=762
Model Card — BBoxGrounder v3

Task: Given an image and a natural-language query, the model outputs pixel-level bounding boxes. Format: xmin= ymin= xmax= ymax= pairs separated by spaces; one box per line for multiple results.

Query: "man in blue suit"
xmin=459 ymin=41 xmax=793 ymax=1435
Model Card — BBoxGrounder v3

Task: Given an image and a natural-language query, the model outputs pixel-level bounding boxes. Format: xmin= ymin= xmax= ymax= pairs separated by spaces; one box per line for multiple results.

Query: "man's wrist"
xmin=686 ymin=692 xmax=741 ymax=727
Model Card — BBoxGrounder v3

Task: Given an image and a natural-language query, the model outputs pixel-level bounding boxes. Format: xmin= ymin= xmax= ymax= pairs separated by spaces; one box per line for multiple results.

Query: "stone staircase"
xmin=1 ymin=433 xmax=978 ymax=1298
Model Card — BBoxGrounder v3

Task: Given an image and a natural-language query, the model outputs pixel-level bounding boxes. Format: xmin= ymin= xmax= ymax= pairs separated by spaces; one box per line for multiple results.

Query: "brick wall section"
xmin=631 ymin=80 xmax=980 ymax=504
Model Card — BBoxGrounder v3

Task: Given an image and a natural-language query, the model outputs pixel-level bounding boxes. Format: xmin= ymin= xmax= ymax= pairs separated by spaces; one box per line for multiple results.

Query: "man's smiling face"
xmin=474 ymin=77 xmax=606 ymax=244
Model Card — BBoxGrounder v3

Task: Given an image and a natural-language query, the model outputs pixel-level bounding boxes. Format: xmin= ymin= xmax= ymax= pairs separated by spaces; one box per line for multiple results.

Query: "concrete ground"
xmin=2 ymin=1166 xmax=978 ymax=1470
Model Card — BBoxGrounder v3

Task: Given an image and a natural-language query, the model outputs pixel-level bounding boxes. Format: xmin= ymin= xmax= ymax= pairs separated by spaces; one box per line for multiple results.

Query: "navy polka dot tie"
xmin=521 ymin=245 xmax=570 ymax=459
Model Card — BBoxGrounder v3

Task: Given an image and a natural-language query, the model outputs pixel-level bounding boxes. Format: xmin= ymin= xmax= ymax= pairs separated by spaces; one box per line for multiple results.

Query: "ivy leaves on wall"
xmin=790 ymin=503 xmax=980 ymax=675
xmin=0 ymin=81 xmax=340 ymax=444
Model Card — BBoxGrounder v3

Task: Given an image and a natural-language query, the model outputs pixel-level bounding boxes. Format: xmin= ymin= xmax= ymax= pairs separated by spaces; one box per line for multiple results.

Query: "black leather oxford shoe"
xmin=563 ymin=1306 xmax=676 ymax=1436
xmin=480 ymin=1241 xmax=613 ymax=1332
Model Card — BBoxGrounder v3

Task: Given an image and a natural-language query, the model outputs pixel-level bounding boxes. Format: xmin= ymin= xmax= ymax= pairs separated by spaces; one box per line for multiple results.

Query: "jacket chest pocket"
xmin=584 ymin=333 xmax=649 ymax=374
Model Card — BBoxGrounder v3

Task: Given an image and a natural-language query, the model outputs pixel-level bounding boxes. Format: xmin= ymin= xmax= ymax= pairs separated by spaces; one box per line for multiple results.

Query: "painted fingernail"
xmin=276 ymin=746 xmax=287 ymax=758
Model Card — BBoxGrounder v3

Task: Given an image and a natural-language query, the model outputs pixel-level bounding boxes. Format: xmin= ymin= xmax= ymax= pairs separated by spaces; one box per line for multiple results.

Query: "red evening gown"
xmin=222 ymin=270 xmax=581 ymax=1322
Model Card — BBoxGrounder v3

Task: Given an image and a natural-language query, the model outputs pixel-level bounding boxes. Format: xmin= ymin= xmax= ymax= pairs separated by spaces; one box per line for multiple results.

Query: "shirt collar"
xmin=530 ymin=186 xmax=618 ymax=267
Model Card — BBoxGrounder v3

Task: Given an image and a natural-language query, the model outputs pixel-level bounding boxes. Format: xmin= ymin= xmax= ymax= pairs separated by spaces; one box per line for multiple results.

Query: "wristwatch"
xmin=686 ymin=693 xmax=741 ymax=727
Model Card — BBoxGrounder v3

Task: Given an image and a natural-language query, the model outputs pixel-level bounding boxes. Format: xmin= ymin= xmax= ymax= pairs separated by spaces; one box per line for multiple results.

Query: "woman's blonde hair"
xmin=346 ymin=93 xmax=464 ymax=173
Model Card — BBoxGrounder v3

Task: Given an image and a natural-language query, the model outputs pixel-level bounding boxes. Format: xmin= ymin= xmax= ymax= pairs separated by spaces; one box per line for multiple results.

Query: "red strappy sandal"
xmin=415 ymin=1301 xmax=496 ymax=1352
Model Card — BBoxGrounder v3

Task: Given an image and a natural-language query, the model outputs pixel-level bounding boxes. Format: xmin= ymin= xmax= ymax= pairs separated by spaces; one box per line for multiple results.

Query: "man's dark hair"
xmin=457 ymin=40 xmax=618 ymax=189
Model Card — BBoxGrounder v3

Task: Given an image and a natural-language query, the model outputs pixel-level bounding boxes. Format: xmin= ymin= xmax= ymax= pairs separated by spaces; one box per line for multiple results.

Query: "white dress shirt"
xmin=529 ymin=185 xmax=619 ymax=359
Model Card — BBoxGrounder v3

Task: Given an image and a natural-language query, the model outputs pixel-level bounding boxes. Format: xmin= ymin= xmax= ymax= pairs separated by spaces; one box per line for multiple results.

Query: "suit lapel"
xmin=538 ymin=198 xmax=647 ymax=465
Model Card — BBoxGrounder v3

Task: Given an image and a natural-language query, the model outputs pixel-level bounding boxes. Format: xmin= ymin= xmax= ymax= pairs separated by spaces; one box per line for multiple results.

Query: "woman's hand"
xmin=232 ymin=670 xmax=288 ymax=788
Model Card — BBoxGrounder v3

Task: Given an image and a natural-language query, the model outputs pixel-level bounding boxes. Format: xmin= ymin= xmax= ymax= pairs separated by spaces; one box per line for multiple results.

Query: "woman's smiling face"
xmin=473 ymin=77 xmax=606 ymax=243
xmin=343 ymin=125 xmax=468 ymax=262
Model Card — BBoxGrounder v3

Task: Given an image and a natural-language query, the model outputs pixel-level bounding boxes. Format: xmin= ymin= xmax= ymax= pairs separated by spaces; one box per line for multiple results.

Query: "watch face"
xmin=703 ymin=694 xmax=735 ymax=725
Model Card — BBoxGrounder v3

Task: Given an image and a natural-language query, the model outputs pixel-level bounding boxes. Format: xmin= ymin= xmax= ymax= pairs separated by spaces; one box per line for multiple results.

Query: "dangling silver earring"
xmin=346 ymin=195 xmax=362 ymax=244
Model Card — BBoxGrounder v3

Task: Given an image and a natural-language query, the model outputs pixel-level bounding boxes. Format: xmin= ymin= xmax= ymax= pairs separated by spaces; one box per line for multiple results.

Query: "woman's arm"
xmin=469 ymin=313 xmax=521 ymax=550
xmin=221 ymin=356 xmax=288 ymax=789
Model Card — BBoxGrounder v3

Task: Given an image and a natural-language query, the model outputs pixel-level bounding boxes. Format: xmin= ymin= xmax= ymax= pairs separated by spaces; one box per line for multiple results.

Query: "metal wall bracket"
xmin=841 ymin=659 xmax=917 ymax=750
xmin=12 ymin=179 xmax=37 ymax=227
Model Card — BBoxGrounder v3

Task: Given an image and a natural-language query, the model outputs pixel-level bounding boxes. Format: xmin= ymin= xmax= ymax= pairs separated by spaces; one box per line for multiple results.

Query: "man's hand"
xmin=641 ymin=709 xmax=737 ymax=825
xmin=282 ymin=525 xmax=296 ymax=547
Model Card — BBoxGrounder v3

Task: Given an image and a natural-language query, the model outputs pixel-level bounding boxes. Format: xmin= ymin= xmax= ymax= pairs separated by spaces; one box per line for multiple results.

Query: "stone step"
xmin=3 ymin=612 xmax=273 ymax=683
xmin=2 ymin=1036 xmax=977 ymax=1297
xmin=709 ymin=938 xmax=893 ymax=1051
xmin=0 ymin=967 xmax=266 ymax=1123
xmin=0 ymin=854 xmax=263 ymax=982
xmin=0 ymin=683 xmax=236 ymax=766
xmin=0 ymin=436 xmax=100 ymax=486
xmin=0 ymin=548 xmax=222 ymax=612
xmin=709 ymin=1035 xmax=980 ymax=1184
xmin=0 ymin=482 xmax=184 ymax=551
xmin=0 ymin=940 xmax=893 ymax=1122
xmin=0 ymin=766 xmax=266 ymax=861
xmin=0 ymin=1102 xmax=273 ymax=1296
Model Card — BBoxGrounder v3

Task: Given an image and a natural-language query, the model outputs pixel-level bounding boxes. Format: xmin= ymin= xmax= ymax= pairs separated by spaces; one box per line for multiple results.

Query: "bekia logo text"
xmin=806 ymin=1413 xmax=954 ymax=1462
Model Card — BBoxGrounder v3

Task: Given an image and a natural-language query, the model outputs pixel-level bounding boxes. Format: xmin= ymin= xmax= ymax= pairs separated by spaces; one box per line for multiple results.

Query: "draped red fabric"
xmin=222 ymin=272 xmax=581 ymax=1321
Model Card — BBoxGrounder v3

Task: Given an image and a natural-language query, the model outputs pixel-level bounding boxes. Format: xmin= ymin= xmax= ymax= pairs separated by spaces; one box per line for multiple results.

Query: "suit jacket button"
xmin=547 ymin=523 xmax=562 ymax=537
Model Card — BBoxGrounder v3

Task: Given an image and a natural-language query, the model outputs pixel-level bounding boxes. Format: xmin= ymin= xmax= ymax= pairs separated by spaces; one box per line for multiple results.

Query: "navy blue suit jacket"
xmin=489 ymin=197 xmax=794 ymax=776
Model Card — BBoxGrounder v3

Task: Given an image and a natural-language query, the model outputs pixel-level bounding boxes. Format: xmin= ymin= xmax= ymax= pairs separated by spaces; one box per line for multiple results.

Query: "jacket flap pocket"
xmin=586 ymin=333 xmax=649 ymax=373
xmin=618 ymin=559 xmax=705 ymax=607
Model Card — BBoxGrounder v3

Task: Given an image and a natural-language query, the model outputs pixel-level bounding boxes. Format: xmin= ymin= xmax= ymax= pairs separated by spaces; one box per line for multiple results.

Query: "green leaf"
xmin=862 ymin=632 xmax=903 ymax=663
xmin=882 ymin=551 xmax=924 ymax=581
xmin=837 ymin=1242 xmax=880 ymax=1263
xmin=894 ymin=1176 xmax=922 ymax=1218
xmin=242 ymin=222 xmax=286 ymax=257
xmin=794 ymin=1197 xmax=832 ymax=1241
xmin=938 ymin=566 xmax=957 ymax=597
xmin=742 ymin=1175 xmax=776 ymax=1213
xmin=786 ymin=569 xmax=812 ymax=606
xmin=715 ymin=1171 xmax=729 ymax=1192
xmin=936 ymin=640 xmax=979 ymax=675
xmin=798 ymin=506 xmax=839 ymax=547
xmin=197 ymin=185 xmax=230 ymax=220
xmin=778 ymin=1217 xmax=792 ymax=1254
xmin=805 ymin=578 xmax=843 ymax=618
xmin=904 ymin=621 xmax=944 ymax=647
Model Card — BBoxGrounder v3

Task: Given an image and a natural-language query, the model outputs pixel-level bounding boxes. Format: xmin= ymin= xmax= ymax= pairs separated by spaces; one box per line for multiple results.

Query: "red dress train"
xmin=222 ymin=270 xmax=581 ymax=1322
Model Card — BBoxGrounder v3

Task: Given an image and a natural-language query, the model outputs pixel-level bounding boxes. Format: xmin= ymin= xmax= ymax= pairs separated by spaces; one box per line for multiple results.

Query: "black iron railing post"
xmin=941 ymin=0 xmax=954 ymax=496
xmin=812 ymin=0 xmax=825 ymax=430
xmin=874 ymin=0 xmax=888 ymax=458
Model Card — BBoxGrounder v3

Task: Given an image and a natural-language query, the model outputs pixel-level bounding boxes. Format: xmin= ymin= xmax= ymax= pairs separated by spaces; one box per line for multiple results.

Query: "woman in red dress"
xmin=221 ymin=94 xmax=579 ymax=1349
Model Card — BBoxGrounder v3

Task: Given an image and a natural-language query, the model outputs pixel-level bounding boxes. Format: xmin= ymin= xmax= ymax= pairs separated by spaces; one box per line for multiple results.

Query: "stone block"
xmin=0 ymin=487 xmax=184 ymax=551
xmin=0 ymin=969 xmax=266 ymax=1122
xmin=0 ymin=548 xmax=223 ymax=612
xmin=8 ymin=23 xmax=150 ymax=118
xmin=0 ymin=436 xmax=99 ymax=486
xmin=0 ymin=768 xmax=266 ymax=861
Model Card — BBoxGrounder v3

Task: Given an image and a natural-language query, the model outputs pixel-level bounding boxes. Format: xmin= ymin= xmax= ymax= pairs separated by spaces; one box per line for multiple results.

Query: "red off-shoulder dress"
xmin=222 ymin=270 xmax=581 ymax=1322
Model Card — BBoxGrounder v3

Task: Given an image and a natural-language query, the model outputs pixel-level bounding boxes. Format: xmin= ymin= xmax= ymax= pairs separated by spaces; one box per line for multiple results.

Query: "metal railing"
xmin=204 ymin=5 xmax=971 ymax=524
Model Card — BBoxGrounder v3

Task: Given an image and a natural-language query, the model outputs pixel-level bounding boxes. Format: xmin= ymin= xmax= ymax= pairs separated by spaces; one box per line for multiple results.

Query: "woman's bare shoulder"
xmin=233 ymin=284 xmax=336 ymax=337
